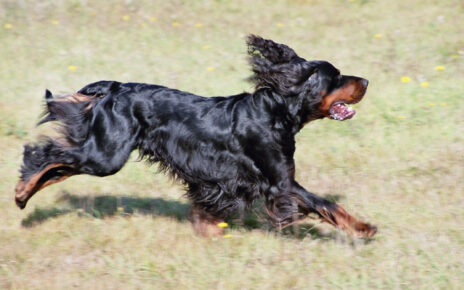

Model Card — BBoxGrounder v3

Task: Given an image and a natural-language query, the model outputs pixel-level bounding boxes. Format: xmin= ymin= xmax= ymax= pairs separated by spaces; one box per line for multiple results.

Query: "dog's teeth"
xmin=330 ymin=103 xmax=356 ymax=120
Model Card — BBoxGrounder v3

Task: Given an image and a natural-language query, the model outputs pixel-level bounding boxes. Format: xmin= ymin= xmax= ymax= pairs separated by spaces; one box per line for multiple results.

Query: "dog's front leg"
xmin=290 ymin=181 xmax=377 ymax=238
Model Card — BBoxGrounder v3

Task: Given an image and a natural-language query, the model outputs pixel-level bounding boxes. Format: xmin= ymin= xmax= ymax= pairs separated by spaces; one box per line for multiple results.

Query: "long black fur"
xmin=17 ymin=35 xmax=374 ymax=233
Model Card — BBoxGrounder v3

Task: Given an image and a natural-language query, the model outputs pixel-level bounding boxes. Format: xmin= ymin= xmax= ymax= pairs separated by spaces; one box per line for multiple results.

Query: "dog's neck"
xmin=252 ymin=88 xmax=322 ymax=134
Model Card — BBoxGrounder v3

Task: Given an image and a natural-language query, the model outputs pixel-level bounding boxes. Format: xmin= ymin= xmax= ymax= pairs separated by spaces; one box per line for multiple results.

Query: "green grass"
xmin=1 ymin=0 xmax=463 ymax=288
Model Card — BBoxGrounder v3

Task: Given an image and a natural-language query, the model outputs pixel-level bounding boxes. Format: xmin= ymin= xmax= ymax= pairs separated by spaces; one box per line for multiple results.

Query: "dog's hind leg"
xmin=190 ymin=205 xmax=226 ymax=237
xmin=15 ymin=90 xmax=138 ymax=209
xmin=290 ymin=181 xmax=377 ymax=238
xmin=15 ymin=133 xmax=136 ymax=209
xmin=14 ymin=139 xmax=80 ymax=209
xmin=15 ymin=134 xmax=136 ymax=209
xmin=186 ymin=183 xmax=228 ymax=237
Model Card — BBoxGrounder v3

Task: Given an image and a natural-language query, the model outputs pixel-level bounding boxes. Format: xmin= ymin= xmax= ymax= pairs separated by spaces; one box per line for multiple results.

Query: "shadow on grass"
xmin=21 ymin=192 xmax=360 ymax=242
xmin=21 ymin=192 xmax=191 ymax=227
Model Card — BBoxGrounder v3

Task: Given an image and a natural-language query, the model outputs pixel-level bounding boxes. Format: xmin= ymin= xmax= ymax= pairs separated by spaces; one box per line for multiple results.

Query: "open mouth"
xmin=329 ymin=101 xmax=356 ymax=121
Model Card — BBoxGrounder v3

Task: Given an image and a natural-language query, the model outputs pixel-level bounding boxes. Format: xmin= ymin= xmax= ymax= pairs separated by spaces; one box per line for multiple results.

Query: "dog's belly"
xmin=138 ymin=129 xmax=265 ymax=195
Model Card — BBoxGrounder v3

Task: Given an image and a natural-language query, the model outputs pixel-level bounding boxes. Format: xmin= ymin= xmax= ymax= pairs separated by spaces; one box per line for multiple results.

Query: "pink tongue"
xmin=330 ymin=103 xmax=356 ymax=121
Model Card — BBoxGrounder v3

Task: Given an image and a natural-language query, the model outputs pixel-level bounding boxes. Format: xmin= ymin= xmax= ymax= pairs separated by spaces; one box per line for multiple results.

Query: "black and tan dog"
xmin=15 ymin=35 xmax=377 ymax=237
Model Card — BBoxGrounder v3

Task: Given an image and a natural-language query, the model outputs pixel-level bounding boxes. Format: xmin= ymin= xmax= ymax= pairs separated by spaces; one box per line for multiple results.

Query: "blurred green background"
xmin=1 ymin=0 xmax=463 ymax=288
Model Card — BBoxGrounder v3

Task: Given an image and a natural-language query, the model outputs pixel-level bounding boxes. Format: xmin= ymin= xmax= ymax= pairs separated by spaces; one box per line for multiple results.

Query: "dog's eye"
xmin=326 ymin=76 xmax=341 ymax=92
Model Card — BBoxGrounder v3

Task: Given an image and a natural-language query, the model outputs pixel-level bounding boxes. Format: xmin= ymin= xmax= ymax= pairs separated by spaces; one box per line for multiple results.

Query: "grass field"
xmin=1 ymin=0 xmax=463 ymax=288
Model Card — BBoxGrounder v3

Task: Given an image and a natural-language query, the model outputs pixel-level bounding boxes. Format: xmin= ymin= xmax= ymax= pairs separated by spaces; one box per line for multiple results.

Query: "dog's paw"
xmin=354 ymin=222 xmax=378 ymax=238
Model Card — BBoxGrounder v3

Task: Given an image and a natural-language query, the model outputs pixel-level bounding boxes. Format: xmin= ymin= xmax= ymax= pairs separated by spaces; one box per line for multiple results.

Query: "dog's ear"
xmin=249 ymin=60 xmax=317 ymax=96
xmin=247 ymin=36 xmax=317 ymax=95
xmin=247 ymin=35 xmax=301 ymax=64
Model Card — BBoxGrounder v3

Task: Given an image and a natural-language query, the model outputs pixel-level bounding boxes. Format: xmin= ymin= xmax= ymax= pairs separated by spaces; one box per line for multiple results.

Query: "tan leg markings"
xmin=15 ymin=163 xmax=77 ymax=209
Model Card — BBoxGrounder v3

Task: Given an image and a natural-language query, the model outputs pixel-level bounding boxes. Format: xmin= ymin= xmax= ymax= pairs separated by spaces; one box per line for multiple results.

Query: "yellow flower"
xmin=207 ymin=66 xmax=215 ymax=71
xmin=202 ymin=45 xmax=211 ymax=50
xmin=172 ymin=21 xmax=180 ymax=27
xmin=68 ymin=65 xmax=77 ymax=71
xmin=194 ymin=23 xmax=203 ymax=28
xmin=397 ymin=116 xmax=406 ymax=119
xmin=4 ymin=23 xmax=12 ymax=29
xmin=348 ymin=0 xmax=355 ymax=2
xmin=117 ymin=207 xmax=124 ymax=212
xmin=439 ymin=102 xmax=447 ymax=106
xmin=223 ymin=234 xmax=233 ymax=238
xmin=401 ymin=76 xmax=411 ymax=83
xmin=276 ymin=23 xmax=284 ymax=27
xmin=217 ymin=222 xmax=228 ymax=228
xmin=150 ymin=17 xmax=157 ymax=22
xmin=122 ymin=15 xmax=130 ymax=21
xmin=420 ymin=81 xmax=429 ymax=87
xmin=428 ymin=102 xmax=435 ymax=107
xmin=51 ymin=20 xmax=59 ymax=25
xmin=435 ymin=65 xmax=445 ymax=71
xmin=451 ymin=55 xmax=459 ymax=59
xmin=140 ymin=23 xmax=147 ymax=27
xmin=373 ymin=33 xmax=382 ymax=39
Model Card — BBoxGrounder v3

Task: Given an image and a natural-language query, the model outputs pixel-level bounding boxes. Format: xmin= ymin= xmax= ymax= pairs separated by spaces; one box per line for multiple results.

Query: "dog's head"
xmin=247 ymin=35 xmax=368 ymax=122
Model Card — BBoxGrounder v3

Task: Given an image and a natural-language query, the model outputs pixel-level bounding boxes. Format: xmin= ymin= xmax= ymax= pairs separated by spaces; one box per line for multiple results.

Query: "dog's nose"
xmin=361 ymin=79 xmax=369 ymax=88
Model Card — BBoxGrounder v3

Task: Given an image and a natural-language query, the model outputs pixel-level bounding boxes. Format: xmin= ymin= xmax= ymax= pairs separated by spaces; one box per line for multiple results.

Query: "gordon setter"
xmin=15 ymin=35 xmax=377 ymax=238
